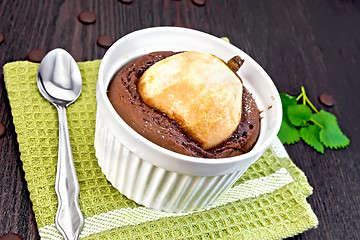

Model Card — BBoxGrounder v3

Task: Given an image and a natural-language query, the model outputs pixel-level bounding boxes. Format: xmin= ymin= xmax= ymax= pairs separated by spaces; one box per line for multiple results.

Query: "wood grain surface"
xmin=0 ymin=0 xmax=359 ymax=239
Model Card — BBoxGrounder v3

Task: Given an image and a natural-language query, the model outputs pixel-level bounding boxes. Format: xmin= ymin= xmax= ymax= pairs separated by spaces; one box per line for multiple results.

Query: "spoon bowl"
xmin=37 ymin=48 xmax=82 ymax=106
xmin=37 ymin=48 xmax=84 ymax=240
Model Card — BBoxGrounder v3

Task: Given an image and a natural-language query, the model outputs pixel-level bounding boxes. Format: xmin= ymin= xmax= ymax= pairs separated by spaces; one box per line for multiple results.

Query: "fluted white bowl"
xmin=95 ymin=27 xmax=282 ymax=212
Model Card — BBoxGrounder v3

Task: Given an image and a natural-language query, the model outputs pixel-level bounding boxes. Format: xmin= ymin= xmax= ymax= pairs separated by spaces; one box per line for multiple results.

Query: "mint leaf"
xmin=279 ymin=87 xmax=350 ymax=153
xmin=300 ymin=125 xmax=324 ymax=153
xmin=288 ymin=104 xmax=312 ymax=127
xmin=278 ymin=93 xmax=300 ymax=144
xmin=312 ymin=110 xmax=350 ymax=149
xmin=278 ymin=118 xmax=300 ymax=144
xmin=280 ymin=93 xmax=297 ymax=107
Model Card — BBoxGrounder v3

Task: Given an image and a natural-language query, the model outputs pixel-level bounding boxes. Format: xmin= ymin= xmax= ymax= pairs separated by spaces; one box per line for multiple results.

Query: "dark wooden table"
xmin=0 ymin=1 xmax=359 ymax=239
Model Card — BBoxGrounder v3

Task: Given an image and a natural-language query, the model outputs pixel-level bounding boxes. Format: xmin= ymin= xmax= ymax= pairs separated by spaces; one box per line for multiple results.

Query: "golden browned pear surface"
xmin=138 ymin=51 xmax=243 ymax=149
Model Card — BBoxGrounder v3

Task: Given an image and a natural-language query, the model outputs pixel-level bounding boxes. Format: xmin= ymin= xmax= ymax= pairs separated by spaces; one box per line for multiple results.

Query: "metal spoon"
xmin=37 ymin=48 xmax=84 ymax=240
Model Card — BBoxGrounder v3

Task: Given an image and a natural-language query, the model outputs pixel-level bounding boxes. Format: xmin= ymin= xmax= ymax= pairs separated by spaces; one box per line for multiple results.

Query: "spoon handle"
xmin=54 ymin=105 xmax=84 ymax=240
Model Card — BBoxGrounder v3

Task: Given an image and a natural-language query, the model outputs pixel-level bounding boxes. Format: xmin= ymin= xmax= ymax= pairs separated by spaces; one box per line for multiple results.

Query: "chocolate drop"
xmin=78 ymin=11 xmax=96 ymax=24
xmin=27 ymin=49 xmax=46 ymax=62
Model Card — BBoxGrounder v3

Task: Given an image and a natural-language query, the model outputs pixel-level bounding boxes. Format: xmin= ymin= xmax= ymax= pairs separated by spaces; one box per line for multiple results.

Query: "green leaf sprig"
xmin=278 ymin=86 xmax=350 ymax=153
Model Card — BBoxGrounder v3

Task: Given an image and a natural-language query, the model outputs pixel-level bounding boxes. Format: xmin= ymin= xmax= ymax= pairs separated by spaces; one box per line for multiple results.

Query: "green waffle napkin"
xmin=3 ymin=61 xmax=318 ymax=240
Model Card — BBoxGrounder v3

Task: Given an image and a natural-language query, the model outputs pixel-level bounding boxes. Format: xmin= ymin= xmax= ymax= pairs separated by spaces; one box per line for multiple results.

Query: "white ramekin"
xmin=95 ymin=27 xmax=282 ymax=212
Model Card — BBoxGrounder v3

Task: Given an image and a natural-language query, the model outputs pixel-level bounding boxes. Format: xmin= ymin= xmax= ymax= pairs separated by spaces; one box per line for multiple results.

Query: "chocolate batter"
xmin=108 ymin=51 xmax=260 ymax=158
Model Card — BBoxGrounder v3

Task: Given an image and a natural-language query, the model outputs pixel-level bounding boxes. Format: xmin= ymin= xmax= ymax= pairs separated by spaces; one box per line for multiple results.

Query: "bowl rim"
xmin=97 ymin=26 xmax=282 ymax=166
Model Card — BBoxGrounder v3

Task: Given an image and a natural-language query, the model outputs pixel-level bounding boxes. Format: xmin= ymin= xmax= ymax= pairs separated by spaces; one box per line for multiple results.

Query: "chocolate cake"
xmin=107 ymin=51 xmax=260 ymax=158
